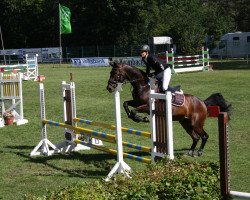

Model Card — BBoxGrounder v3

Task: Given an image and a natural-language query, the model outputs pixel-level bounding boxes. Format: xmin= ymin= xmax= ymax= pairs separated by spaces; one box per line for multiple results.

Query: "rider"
xmin=140 ymin=44 xmax=174 ymax=92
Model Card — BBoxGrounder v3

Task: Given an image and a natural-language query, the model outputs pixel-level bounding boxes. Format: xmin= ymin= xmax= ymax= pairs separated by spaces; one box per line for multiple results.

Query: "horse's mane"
xmin=124 ymin=64 xmax=149 ymax=84
xmin=138 ymin=68 xmax=148 ymax=77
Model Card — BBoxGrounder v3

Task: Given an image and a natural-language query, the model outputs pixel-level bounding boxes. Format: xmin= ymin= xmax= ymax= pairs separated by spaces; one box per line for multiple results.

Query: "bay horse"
xmin=106 ymin=62 xmax=231 ymax=156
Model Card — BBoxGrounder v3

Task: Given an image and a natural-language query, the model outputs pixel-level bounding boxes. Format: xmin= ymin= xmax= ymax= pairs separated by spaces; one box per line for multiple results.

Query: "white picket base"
xmin=230 ymin=191 xmax=250 ymax=199
xmin=30 ymin=138 xmax=58 ymax=156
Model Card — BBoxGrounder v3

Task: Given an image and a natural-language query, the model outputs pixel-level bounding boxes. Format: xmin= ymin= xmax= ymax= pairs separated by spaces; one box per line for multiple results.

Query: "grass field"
xmin=0 ymin=61 xmax=249 ymax=199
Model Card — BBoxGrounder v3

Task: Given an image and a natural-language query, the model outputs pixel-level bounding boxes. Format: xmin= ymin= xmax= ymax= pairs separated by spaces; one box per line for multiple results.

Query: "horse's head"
xmin=106 ymin=61 xmax=127 ymax=93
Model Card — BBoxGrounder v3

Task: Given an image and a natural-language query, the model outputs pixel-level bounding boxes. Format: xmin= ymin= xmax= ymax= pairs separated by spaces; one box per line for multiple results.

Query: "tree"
xmin=0 ymin=0 xmax=247 ymax=54
xmin=206 ymin=0 xmax=250 ymax=32
xmin=156 ymin=0 xmax=228 ymax=54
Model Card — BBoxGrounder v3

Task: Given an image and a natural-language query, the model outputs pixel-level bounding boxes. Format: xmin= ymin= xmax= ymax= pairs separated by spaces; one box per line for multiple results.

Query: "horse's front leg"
xmin=133 ymin=104 xmax=150 ymax=122
xmin=123 ymin=100 xmax=149 ymax=123
xmin=123 ymin=100 xmax=134 ymax=119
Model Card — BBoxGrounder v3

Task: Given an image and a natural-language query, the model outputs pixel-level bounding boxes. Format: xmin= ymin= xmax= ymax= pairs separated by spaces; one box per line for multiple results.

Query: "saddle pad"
xmin=172 ymin=93 xmax=185 ymax=106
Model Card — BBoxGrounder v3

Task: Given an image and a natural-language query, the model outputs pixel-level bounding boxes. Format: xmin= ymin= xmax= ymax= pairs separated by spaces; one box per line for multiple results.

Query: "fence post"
xmin=218 ymin=112 xmax=230 ymax=200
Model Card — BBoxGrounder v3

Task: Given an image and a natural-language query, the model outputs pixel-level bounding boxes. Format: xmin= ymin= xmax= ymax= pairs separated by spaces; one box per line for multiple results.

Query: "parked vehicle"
xmin=211 ymin=32 xmax=250 ymax=58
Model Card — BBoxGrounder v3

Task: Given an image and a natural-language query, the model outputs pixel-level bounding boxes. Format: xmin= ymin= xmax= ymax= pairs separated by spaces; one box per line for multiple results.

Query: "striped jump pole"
xmin=43 ymin=119 xmax=116 ymax=142
xmin=75 ymin=139 xmax=151 ymax=164
xmin=42 ymin=119 xmax=151 ymax=153
xmin=74 ymin=118 xmax=151 ymax=138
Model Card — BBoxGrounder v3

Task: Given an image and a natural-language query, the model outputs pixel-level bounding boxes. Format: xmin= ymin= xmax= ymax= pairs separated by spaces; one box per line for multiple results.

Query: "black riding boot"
xmin=166 ymin=85 xmax=181 ymax=93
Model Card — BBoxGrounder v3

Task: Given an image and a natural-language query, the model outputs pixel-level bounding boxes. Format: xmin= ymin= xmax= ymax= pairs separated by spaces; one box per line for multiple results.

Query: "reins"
xmin=108 ymin=77 xmax=145 ymax=85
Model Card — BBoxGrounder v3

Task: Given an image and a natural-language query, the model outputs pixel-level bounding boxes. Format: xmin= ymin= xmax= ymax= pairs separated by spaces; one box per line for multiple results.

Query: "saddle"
xmin=171 ymin=93 xmax=185 ymax=106
xmin=158 ymin=85 xmax=185 ymax=106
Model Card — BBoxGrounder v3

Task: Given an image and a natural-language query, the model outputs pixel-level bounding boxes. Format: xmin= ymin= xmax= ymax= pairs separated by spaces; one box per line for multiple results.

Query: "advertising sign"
xmin=71 ymin=57 xmax=109 ymax=67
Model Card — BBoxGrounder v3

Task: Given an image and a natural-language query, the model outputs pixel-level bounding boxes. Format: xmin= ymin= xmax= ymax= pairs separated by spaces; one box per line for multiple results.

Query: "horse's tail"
xmin=204 ymin=93 xmax=232 ymax=116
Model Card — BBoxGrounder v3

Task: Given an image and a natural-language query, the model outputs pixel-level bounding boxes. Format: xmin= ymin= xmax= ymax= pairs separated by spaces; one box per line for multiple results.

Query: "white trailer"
xmin=148 ymin=36 xmax=173 ymax=54
xmin=211 ymin=32 xmax=250 ymax=58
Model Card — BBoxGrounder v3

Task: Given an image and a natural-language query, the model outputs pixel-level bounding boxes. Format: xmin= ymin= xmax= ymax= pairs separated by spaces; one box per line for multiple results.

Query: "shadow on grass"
xmin=174 ymin=148 xmax=189 ymax=156
xmin=211 ymin=60 xmax=250 ymax=70
xmin=6 ymin=145 xmax=200 ymax=179
xmin=6 ymin=144 xmax=150 ymax=178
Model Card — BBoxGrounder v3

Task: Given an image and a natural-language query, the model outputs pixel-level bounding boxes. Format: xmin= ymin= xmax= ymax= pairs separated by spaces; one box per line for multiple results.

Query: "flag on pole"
xmin=60 ymin=5 xmax=72 ymax=34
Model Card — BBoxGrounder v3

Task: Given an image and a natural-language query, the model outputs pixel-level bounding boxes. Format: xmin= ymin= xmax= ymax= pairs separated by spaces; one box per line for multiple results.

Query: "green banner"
xmin=60 ymin=5 xmax=72 ymax=34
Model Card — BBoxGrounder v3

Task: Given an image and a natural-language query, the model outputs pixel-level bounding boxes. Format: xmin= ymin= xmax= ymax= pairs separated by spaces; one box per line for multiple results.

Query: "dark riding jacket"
xmin=142 ymin=54 xmax=169 ymax=76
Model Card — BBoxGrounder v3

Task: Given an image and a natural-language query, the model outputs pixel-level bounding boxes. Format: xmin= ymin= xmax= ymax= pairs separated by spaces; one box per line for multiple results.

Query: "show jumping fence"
xmin=0 ymin=73 xmax=28 ymax=127
xmin=30 ymin=74 xmax=174 ymax=180
xmin=149 ymin=78 xmax=174 ymax=160
xmin=0 ymin=54 xmax=39 ymax=81
xmin=166 ymin=47 xmax=209 ymax=73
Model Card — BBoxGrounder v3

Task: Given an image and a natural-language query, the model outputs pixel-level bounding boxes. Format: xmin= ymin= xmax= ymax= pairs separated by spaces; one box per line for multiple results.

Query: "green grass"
xmin=0 ymin=61 xmax=249 ymax=199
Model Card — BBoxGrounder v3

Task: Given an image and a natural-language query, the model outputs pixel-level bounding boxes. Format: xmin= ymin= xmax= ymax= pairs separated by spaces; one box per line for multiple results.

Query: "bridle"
xmin=108 ymin=77 xmax=146 ymax=88
xmin=108 ymin=66 xmax=149 ymax=89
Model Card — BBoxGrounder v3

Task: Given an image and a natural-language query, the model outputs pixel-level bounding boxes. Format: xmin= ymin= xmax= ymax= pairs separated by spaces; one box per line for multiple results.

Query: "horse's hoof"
xmin=143 ymin=117 xmax=149 ymax=123
xmin=132 ymin=116 xmax=142 ymax=123
xmin=187 ymin=150 xmax=194 ymax=157
xmin=197 ymin=150 xmax=203 ymax=156
xmin=132 ymin=119 xmax=140 ymax=123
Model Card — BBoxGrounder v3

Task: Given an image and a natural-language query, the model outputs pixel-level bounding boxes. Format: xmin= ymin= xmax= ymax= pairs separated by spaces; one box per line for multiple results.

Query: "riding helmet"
xmin=140 ymin=44 xmax=150 ymax=52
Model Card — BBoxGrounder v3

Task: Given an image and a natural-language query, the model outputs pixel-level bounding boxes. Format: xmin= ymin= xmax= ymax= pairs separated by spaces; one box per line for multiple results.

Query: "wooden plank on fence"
xmin=154 ymin=100 xmax=168 ymax=154
xmin=65 ymin=90 xmax=72 ymax=125
xmin=218 ymin=112 xmax=230 ymax=200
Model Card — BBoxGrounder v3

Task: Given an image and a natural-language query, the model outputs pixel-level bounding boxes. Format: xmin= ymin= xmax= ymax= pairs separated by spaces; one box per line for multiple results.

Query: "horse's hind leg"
xmin=179 ymin=119 xmax=200 ymax=156
xmin=192 ymin=114 xmax=209 ymax=156
xmin=196 ymin=129 xmax=209 ymax=156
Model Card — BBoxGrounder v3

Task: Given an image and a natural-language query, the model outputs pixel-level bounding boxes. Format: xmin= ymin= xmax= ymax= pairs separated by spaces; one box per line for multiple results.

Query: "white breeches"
xmin=162 ymin=67 xmax=171 ymax=91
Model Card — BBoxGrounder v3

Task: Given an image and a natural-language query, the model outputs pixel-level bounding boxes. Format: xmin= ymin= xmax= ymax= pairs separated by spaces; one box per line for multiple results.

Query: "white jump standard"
xmin=0 ymin=73 xmax=28 ymax=127
xmin=30 ymin=75 xmax=101 ymax=156
xmin=105 ymin=83 xmax=131 ymax=181
xmin=30 ymin=82 xmax=57 ymax=156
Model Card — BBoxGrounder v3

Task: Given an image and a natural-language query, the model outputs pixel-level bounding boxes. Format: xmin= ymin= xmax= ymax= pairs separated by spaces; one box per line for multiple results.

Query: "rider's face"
xmin=140 ymin=51 xmax=148 ymax=58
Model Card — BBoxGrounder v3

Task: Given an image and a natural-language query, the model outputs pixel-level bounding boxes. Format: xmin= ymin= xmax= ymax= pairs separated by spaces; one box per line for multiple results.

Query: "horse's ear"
xmin=109 ymin=61 xmax=118 ymax=68
xmin=109 ymin=61 xmax=114 ymax=67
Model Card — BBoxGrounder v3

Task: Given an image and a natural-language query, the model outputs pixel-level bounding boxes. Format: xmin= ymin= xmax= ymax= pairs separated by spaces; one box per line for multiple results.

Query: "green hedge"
xmin=27 ymin=157 xmax=220 ymax=200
